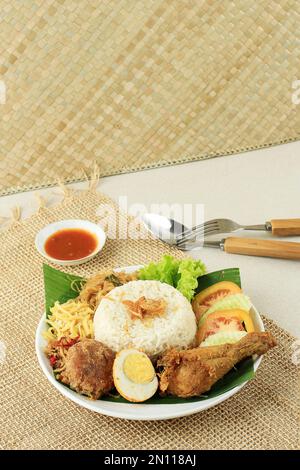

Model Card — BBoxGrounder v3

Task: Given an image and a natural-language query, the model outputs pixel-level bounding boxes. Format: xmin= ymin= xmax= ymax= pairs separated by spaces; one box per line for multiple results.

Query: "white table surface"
xmin=1 ymin=141 xmax=300 ymax=337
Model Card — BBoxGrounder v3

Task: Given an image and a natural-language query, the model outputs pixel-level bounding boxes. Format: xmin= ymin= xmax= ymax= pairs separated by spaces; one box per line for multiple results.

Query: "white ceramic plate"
xmin=35 ymin=219 xmax=106 ymax=266
xmin=35 ymin=265 xmax=264 ymax=421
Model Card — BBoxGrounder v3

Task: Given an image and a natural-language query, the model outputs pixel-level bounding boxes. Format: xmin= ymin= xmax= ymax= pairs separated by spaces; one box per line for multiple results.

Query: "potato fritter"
xmin=64 ymin=338 xmax=115 ymax=399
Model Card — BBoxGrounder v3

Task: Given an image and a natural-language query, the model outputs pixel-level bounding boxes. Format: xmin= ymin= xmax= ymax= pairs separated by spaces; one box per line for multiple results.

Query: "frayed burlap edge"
xmin=0 ymin=164 xmax=102 ymax=233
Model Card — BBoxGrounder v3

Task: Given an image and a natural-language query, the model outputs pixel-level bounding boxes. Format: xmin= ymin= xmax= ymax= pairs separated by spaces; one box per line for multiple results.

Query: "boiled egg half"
xmin=113 ymin=349 xmax=158 ymax=402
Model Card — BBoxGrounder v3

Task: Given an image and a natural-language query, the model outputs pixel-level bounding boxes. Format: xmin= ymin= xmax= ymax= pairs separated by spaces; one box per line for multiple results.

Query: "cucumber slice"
xmin=200 ymin=330 xmax=247 ymax=347
xmin=198 ymin=293 xmax=252 ymax=327
xmin=207 ymin=293 xmax=252 ymax=315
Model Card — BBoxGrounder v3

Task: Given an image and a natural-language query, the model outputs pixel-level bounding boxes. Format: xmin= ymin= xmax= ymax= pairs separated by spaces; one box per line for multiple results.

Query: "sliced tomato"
xmin=196 ymin=308 xmax=254 ymax=344
xmin=192 ymin=281 xmax=241 ymax=322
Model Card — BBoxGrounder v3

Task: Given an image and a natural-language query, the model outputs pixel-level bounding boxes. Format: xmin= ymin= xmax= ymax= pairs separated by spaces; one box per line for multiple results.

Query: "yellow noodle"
xmin=43 ymin=299 xmax=94 ymax=341
xmin=70 ymin=279 xmax=86 ymax=294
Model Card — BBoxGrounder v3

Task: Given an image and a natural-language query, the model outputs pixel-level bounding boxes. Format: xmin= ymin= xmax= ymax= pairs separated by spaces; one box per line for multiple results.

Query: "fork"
xmin=176 ymin=218 xmax=300 ymax=247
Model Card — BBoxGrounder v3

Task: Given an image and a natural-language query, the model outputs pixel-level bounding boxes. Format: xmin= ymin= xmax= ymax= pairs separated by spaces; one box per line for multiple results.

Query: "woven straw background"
xmin=0 ymin=187 xmax=299 ymax=450
xmin=1 ymin=0 xmax=300 ymax=196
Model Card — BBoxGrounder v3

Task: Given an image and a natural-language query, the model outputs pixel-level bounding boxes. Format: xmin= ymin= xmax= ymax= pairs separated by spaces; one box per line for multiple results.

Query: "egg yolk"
xmin=123 ymin=353 xmax=155 ymax=384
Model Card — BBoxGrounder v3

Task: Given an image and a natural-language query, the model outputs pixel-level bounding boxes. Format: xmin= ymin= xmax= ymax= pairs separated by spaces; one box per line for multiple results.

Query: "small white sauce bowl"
xmin=34 ymin=219 xmax=106 ymax=266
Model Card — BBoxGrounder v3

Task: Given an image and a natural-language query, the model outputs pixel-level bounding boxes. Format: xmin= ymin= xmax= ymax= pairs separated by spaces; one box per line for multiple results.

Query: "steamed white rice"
xmin=93 ymin=280 xmax=197 ymax=356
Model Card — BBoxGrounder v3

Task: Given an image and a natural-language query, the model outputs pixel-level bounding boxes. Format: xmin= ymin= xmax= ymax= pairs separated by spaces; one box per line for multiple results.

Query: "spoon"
xmin=141 ymin=213 xmax=199 ymax=250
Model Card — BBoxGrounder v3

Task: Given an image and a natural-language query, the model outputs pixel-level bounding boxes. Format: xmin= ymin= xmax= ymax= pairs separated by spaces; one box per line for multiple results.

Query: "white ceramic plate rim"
xmin=35 ymin=265 xmax=264 ymax=421
xmin=34 ymin=219 xmax=106 ymax=266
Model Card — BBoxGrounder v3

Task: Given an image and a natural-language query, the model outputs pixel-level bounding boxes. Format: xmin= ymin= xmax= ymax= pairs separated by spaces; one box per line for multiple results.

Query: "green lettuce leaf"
xmin=176 ymin=258 xmax=206 ymax=301
xmin=138 ymin=254 xmax=206 ymax=300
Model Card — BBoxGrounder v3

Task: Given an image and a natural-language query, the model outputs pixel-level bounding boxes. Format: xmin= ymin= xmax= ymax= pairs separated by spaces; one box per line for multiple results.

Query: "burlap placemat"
xmin=1 ymin=0 xmax=300 ymax=196
xmin=0 ymin=187 xmax=299 ymax=450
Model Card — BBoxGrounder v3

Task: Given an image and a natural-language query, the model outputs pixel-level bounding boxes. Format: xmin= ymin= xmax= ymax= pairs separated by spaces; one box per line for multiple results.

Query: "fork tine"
xmin=176 ymin=225 xmax=220 ymax=246
xmin=176 ymin=219 xmax=220 ymax=240
xmin=182 ymin=219 xmax=220 ymax=235
xmin=176 ymin=221 xmax=220 ymax=244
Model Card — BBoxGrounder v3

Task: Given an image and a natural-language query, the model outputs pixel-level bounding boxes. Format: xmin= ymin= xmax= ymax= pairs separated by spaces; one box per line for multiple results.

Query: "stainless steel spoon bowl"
xmin=141 ymin=213 xmax=199 ymax=251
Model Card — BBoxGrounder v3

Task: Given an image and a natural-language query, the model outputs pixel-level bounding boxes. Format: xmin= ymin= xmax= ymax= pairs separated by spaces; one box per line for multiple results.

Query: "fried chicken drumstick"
xmin=158 ymin=332 xmax=276 ymax=398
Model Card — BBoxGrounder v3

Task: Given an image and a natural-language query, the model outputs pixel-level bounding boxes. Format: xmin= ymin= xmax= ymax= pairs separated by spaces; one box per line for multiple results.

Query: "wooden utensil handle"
xmin=270 ymin=218 xmax=300 ymax=236
xmin=224 ymin=237 xmax=300 ymax=260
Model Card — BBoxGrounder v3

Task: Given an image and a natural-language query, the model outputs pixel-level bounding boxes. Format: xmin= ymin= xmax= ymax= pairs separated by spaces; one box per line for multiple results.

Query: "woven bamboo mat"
xmin=0 ymin=187 xmax=299 ymax=450
xmin=1 ymin=0 xmax=300 ymax=196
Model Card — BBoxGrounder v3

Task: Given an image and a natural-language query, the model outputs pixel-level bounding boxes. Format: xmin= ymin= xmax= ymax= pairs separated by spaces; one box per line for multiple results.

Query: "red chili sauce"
xmin=45 ymin=228 xmax=98 ymax=260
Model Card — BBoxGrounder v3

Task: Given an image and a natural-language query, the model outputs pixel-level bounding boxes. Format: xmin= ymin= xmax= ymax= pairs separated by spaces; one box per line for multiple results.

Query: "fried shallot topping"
xmin=122 ymin=296 xmax=167 ymax=320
